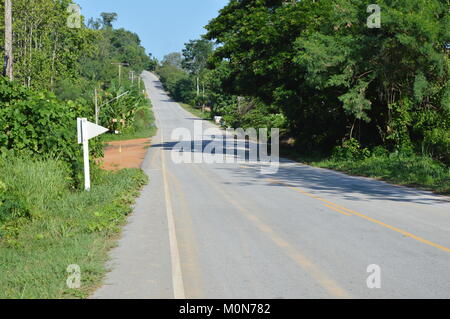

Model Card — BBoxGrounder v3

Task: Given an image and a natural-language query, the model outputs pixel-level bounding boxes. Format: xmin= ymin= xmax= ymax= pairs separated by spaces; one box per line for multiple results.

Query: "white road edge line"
xmin=158 ymin=106 xmax=186 ymax=299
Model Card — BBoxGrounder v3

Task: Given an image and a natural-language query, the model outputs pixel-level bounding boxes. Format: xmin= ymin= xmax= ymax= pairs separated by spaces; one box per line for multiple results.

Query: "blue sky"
xmin=76 ymin=0 xmax=229 ymax=60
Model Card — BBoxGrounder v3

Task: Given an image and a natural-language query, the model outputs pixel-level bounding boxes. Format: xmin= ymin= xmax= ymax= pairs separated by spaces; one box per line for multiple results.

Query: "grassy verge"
xmin=0 ymin=157 xmax=148 ymax=298
xmin=178 ymin=103 xmax=212 ymax=122
xmin=284 ymin=149 xmax=450 ymax=195
xmin=101 ymin=101 xmax=157 ymax=143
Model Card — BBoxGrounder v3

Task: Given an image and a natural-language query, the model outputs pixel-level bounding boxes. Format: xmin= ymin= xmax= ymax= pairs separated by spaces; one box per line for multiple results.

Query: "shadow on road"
xmin=150 ymin=139 xmax=450 ymax=206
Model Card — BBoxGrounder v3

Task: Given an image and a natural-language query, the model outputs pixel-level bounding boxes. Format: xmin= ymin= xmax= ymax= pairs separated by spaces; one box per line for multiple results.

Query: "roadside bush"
xmin=156 ymin=64 xmax=197 ymax=105
xmin=0 ymin=77 xmax=103 ymax=185
xmin=332 ymin=138 xmax=371 ymax=161
xmin=97 ymin=81 xmax=154 ymax=141
xmin=422 ymin=127 xmax=450 ymax=165
xmin=173 ymin=77 xmax=196 ymax=104
xmin=99 ymin=86 xmax=145 ymax=131
xmin=371 ymin=146 xmax=389 ymax=157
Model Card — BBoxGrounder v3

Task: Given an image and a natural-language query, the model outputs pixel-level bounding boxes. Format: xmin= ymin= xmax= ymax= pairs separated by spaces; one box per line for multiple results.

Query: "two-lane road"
xmin=93 ymin=71 xmax=450 ymax=299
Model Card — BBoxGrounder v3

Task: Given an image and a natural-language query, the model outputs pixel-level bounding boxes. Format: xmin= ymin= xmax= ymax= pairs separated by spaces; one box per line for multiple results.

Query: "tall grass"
xmin=0 ymin=158 xmax=70 ymax=214
xmin=0 ymin=156 xmax=148 ymax=298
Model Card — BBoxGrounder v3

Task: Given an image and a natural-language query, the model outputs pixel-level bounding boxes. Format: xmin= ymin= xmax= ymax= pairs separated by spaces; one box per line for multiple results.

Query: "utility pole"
xmin=94 ymin=88 xmax=99 ymax=124
xmin=4 ymin=0 xmax=13 ymax=80
xmin=111 ymin=62 xmax=129 ymax=86
xmin=202 ymin=82 xmax=205 ymax=113
xmin=237 ymin=96 xmax=244 ymax=114
xmin=130 ymin=70 xmax=135 ymax=85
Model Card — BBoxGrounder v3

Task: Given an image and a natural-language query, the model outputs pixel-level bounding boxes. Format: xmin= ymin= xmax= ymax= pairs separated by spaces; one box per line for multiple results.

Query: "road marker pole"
xmin=77 ymin=118 xmax=109 ymax=191
xmin=83 ymin=127 xmax=91 ymax=191
xmin=94 ymin=88 xmax=99 ymax=124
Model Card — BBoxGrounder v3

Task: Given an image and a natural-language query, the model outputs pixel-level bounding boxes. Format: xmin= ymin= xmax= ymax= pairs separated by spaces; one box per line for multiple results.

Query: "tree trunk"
xmin=4 ymin=0 xmax=13 ymax=80
xmin=196 ymin=76 xmax=199 ymax=97
xmin=50 ymin=36 xmax=59 ymax=90
xmin=202 ymin=82 xmax=205 ymax=112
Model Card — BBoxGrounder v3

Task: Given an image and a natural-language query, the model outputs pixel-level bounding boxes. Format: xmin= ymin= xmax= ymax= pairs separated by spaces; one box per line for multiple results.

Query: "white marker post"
xmin=77 ymin=118 xmax=109 ymax=191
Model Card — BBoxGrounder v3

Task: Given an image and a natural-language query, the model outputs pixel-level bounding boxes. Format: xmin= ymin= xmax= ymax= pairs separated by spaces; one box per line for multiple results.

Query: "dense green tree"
xmin=0 ymin=0 xmax=96 ymax=91
xmin=0 ymin=3 xmax=152 ymax=179
xmin=156 ymin=52 xmax=196 ymax=104
xmin=87 ymin=17 xmax=103 ymax=30
xmin=157 ymin=57 xmax=191 ymax=97
xmin=147 ymin=53 xmax=158 ymax=71
xmin=76 ymin=13 xmax=153 ymax=92
xmin=205 ymin=0 xmax=449 ymax=162
xmin=182 ymin=39 xmax=214 ymax=97
xmin=161 ymin=52 xmax=183 ymax=69
xmin=100 ymin=12 xmax=118 ymax=28
xmin=182 ymin=39 xmax=213 ymax=75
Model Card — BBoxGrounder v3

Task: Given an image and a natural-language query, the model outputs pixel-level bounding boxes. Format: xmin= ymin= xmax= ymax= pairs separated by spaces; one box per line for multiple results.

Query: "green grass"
xmin=0 ymin=157 xmax=148 ymax=298
xmin=101 ymin=102 xmax=157 ymax=143
xmin=178 ymin=103 xmax=213 ymax=122
xmin=286 ymin=150 xmax=450 ymax=195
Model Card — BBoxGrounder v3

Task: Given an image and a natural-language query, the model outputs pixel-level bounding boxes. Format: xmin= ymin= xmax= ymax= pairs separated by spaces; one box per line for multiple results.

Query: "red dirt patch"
xmin=101 ymin=138 xmax=151 ymax=171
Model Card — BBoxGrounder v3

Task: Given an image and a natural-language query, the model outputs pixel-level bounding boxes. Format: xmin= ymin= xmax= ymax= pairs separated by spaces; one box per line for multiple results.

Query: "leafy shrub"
xmin=0 ymin=77 xmax=103 ymax=185
xmin=371 ymin=146 xmax=389 ymax=157
xmin=96 ymin=82 xmax=153 ymax=140
xmin=99 ymin=86 xmax=145 ymax=131
xmin=156 ymin=64 xmax=198 ymax=105
xmin=422 ymin=128 xmax=450 ymax=165
xmin=332 ymin=138 xmax=371 ymax=161
xmin=173 ymin=77 xmax=196 ymax=104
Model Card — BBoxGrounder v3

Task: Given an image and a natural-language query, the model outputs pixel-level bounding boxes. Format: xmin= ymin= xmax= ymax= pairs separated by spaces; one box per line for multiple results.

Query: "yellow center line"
xmin=322 ymin=204 xmax=352 ymax=216
xmin=269 ymin=179 xmax=450 ymax=254
xmin=245 ymin=214 xmax=350 ymax=298
xmin=191 ymin=165 xmax=351 ymax=299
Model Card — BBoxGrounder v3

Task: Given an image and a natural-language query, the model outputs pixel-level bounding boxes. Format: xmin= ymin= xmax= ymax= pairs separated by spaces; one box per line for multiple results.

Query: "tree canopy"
xmin=203 ymin=0 xmax=449 ymax=162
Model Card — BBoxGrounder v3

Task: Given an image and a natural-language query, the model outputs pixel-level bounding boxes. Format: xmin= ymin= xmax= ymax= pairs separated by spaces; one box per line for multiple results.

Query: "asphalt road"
xmin=93 ymin=71 xmax=450 ymax=299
